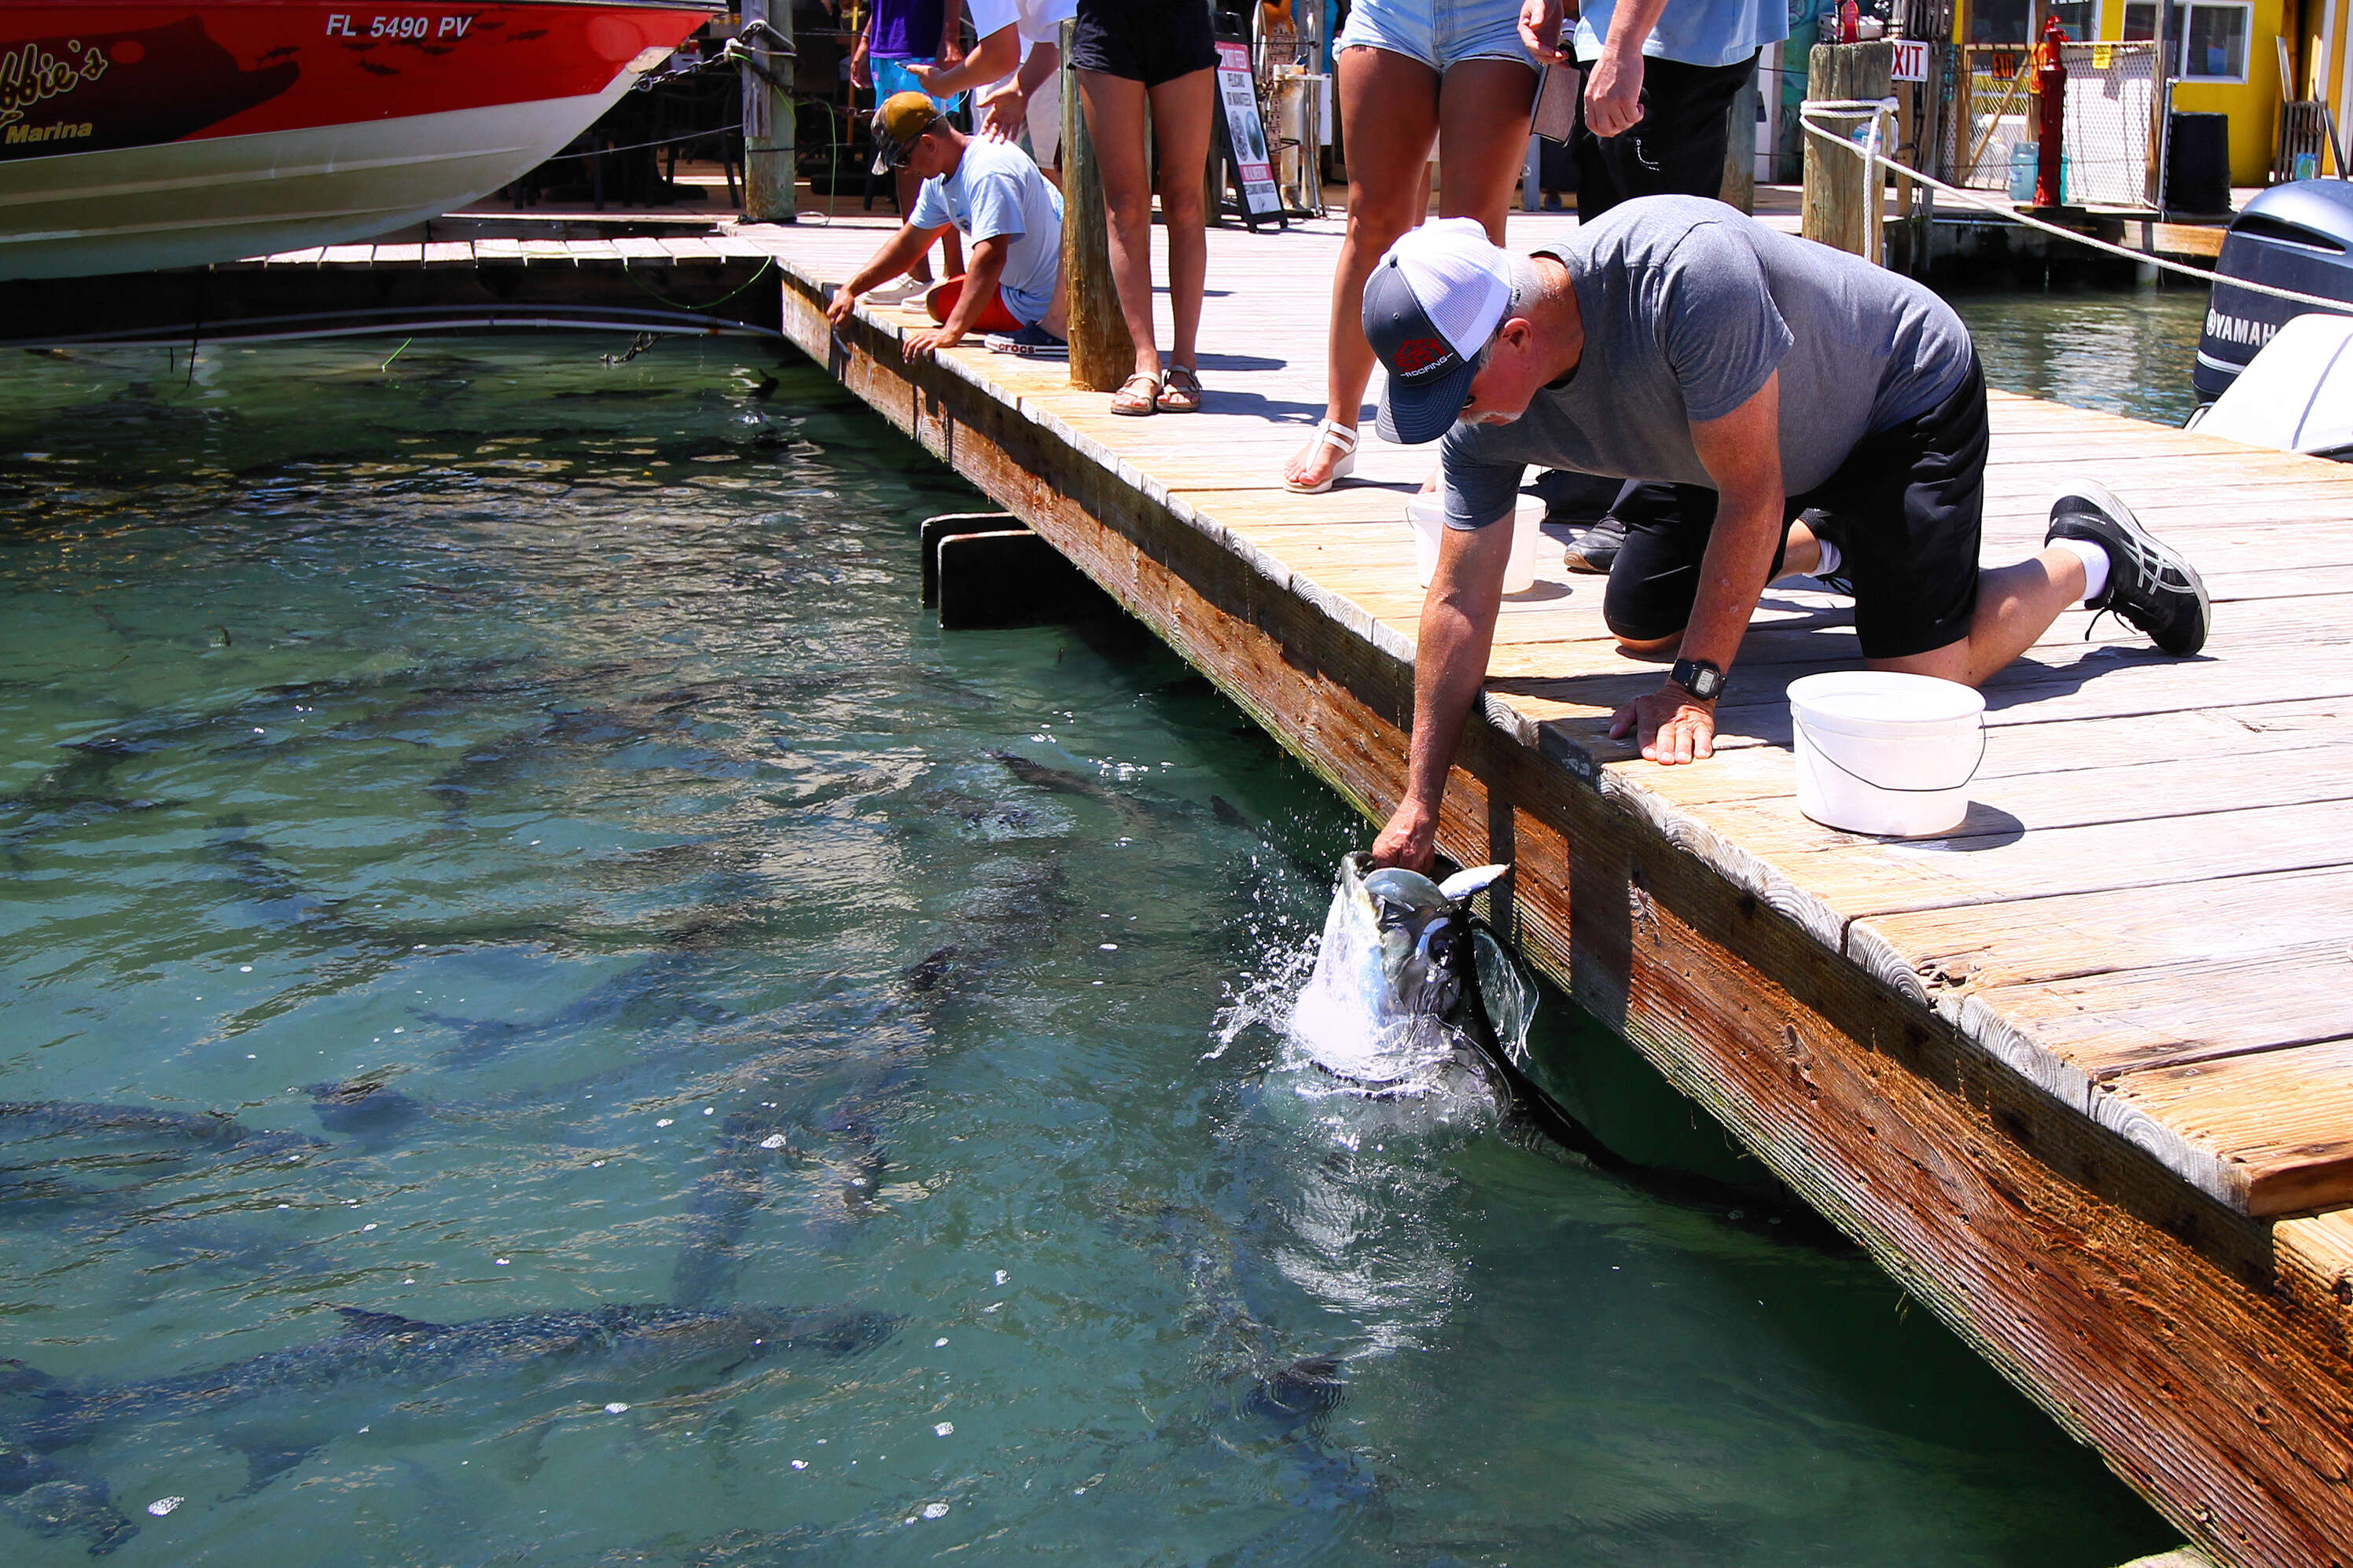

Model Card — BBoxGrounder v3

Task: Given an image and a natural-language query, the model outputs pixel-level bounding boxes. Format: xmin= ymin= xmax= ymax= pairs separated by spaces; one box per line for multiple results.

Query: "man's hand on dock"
xmin=903 ymin=327 xmax=961 ymax=363
xmin=1610 ymin=685 xmax=1717 ymax=766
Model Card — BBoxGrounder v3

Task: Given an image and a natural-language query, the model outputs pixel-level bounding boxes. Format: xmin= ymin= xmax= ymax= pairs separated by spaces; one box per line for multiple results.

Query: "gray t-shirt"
xmin=1440 ymin=196 xmax=1976 ymax=530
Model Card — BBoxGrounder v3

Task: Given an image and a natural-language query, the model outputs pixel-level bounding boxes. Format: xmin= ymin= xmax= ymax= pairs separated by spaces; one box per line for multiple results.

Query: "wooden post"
xmin=1803 ymin=41 xmax=1894 ymax=258
xmin=739 ymin=0 xmax=796 ymax=222
xmin=1719 ymin=62 xmax=1759 ymax=213
xmin=1061 ymin=18 xmax=1135 ymax=391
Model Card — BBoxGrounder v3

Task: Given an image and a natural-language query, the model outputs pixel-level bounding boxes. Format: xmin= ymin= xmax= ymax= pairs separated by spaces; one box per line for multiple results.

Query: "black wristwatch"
xmin=1668 ymin=657 xmax=1726 ymax=702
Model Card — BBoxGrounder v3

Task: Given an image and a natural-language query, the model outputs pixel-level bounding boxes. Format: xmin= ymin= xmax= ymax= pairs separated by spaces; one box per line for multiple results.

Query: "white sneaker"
xmin=864 ymin=276 xmax=928 ymax=307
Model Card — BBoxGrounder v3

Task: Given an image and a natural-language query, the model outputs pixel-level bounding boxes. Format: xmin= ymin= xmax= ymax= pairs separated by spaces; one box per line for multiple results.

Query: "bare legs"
xmin=1075 ymin=66 xmax=1215 ymax=394
xmin=1619 ymin=517 xmax=2093 ymax=689
xmin=1284 ymin=50 xmax=1535 ymax=490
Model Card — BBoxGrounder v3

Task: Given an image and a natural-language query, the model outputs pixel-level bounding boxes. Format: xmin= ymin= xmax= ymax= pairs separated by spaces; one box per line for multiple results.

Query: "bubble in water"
xmin=605 ymin=1402 xmax=629 ymax=1414
xmin=921 ymin=1503 xmax=950 ymax=1519
xmin=656 ymin=1118 xmax=674 ymax=1127
xmin=146 ymin=1497 xmax=183 ymax=1517
xmin=760 ymin=1133 xmax=786 ymax=1150
xmin=934 ymin=1422 xmax=954 ymax=1437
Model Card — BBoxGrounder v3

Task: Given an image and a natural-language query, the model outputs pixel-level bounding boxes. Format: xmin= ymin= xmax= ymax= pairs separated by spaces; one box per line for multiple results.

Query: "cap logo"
xmin=1392 ymin=336 xmax=1450 ymax=375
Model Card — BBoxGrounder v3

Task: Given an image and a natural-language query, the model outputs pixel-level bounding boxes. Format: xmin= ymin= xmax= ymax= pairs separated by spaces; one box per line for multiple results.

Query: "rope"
xmin=1798 ymin=101 xmax=2353 ymax=316
xmin=627 ymin=254 xmax=776 ymax=312
xmin=542 ymin=123 xmax=744 ymax=161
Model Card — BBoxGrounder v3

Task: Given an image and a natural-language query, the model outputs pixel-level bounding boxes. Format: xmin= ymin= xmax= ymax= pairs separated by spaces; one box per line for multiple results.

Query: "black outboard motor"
xmin=2195 ymin=180 xmax=2353 ymax=402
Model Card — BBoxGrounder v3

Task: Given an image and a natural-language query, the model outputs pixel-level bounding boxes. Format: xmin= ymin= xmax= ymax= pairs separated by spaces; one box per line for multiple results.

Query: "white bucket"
xmin=1787 ymin=671 xmax=1986 ymax=838
xmin=1406 ymin=494 xmax=1546 ymax=593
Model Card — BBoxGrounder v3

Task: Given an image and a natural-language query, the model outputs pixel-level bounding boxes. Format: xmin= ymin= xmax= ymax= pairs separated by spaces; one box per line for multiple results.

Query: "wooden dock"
xmin=2 ymin=195 xmax=2325 ymax=1563
xmin=737 ymin=207 xmax=2353 ymax=1568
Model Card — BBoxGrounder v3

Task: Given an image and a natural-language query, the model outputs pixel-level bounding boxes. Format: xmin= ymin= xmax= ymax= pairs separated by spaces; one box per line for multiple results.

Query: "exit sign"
xmin=1891 ymin=39 xmax=1930 ymax=80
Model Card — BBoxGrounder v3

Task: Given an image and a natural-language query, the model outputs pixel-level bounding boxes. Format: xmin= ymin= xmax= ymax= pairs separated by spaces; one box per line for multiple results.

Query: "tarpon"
xmin=0 ymin=1301 xmax=896 ymax=1552
xmin=0 ymin=1100 xmax=325 ymax=1168
xmin=1288 ymin=853 xmax=1533 ymax=1092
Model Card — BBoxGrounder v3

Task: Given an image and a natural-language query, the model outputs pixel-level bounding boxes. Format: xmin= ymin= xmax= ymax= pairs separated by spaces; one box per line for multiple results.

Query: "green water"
xmin=1946 ymin=280 xmax=2210 ymax=427
xmin=0 ymin=337 xmax=2178 ymax=1566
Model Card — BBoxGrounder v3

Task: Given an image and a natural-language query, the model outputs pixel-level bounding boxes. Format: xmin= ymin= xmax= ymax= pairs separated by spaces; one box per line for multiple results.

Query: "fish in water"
xmin=0 ymin=1100 xmax=325 ymax=1169
xmin=305 ymin=1079 xmax=428 ymax=1150
xmin=1288 ymin=853 xmax=1532 ymax=1093
xmin=0 ymin=1302 xmax=897 ymax=1552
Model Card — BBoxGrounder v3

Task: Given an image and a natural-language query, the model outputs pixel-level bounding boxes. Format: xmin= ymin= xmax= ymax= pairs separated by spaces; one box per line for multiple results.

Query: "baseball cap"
xmin=870 ymin=91 xmax=940 ymax=176
xmin=1362 ymin=218 xmax=1516 ymax=445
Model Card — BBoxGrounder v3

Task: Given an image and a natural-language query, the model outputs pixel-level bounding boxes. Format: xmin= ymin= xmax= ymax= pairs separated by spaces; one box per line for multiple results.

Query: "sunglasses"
xmin=1458 ymin=337 xmax=1495 ymax=414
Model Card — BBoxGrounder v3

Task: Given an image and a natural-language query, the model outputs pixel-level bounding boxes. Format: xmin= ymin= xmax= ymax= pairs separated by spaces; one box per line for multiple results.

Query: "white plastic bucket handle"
xmin=1793 ymin=712 xmax=1987 ymax=795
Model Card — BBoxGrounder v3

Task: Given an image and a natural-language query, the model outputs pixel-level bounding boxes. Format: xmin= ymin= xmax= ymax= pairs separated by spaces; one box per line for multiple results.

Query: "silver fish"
xmin=1289 ymin=853 xmax=1534 ymax=1092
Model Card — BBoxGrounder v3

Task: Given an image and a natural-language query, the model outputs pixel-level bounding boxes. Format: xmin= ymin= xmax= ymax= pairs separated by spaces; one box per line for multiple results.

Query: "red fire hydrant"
xmin=2028 ymin=13 xmax=2069 ymax=207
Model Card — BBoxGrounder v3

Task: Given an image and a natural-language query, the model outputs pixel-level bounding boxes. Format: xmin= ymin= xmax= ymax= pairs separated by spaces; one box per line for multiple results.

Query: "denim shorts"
xmin=873 ymin=56 xmax=966 ymax=116
xmin=1336 ymin=0 xmax=1534 ymax=74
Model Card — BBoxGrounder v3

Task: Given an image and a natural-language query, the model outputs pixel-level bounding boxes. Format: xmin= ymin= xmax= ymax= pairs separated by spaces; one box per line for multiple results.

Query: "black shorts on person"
xmin=1072 ymin=0 xmax=1217 ymax=86
xmin=1602 ymin=353 xmax=1990 ymax=662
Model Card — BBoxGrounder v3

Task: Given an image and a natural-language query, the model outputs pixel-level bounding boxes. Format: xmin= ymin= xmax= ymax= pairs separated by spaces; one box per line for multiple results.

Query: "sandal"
xmin=1110 ymin=372 xmax=1160 ymax=417
xmin=1281 ymin=419 xmax=1358 ymax=494
xmin=1156 ymin=364 xmax=1204 ymax=413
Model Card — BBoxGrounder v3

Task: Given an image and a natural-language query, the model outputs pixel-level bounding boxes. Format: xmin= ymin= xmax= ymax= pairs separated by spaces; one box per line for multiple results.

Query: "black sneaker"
xmin=2046 ymin=482 xmax=2210 ymax=655
xmin=1561 ymin=512 xmax=1625 ymax=574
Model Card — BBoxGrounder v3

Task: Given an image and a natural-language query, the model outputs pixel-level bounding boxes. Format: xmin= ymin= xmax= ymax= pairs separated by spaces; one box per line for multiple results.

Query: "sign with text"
xmin=1891 ymin=39 xmax=1930 ymax=82
xmin=1211 ymin=37 xmax=1283 ymax=226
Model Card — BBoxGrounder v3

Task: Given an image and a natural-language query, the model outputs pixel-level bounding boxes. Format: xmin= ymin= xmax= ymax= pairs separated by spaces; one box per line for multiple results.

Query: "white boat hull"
xmin=0 ymin=85 xmax=636 ymax=280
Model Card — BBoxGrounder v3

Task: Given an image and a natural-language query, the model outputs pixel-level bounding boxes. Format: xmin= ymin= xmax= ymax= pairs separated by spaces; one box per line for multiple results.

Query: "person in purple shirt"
xmin=852 ymin=0 xmax=969 ymax=298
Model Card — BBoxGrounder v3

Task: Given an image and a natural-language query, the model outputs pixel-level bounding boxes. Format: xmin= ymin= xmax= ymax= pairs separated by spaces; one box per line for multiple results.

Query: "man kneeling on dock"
xmin=1362 ymin=198 xmax=2211 ymax=871
xmin=825 ymin=90 xmax=1068 ymax=363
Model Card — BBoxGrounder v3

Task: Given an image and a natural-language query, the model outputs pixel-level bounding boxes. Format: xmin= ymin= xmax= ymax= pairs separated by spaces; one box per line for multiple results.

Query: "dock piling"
xmin=1803 ymin=41 xmax=1893 ymax=259
xmin=1059 ymin=20 xmax=1137 ymax=391
xmin=739 ymin=0 xmax=796 ymax=224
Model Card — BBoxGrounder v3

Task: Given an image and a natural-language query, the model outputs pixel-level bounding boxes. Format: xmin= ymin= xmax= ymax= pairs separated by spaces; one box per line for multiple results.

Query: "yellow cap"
xmin=870 ymin=91 xmax=940 ymax=176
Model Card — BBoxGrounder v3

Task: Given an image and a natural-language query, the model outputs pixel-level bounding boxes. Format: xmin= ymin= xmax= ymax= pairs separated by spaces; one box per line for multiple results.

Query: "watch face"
xmin=1674 ymin=659 xmax=1722 ymax=700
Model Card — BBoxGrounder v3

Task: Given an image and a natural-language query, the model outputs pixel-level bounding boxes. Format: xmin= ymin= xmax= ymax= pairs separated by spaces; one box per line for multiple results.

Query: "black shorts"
xmin=1574 ymin=51 xmax=1758 ymax=223
xmin=1602 ymin=354 xmax=1989 ymax=661
xmin=1072 ymin=0 xmax=1217 ymax=86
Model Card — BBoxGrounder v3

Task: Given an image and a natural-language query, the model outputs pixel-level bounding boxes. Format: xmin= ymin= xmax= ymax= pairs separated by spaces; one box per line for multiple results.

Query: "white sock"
xmin=2054 ymin=538 xmax=2112 ymax=604
xmin=1812 ymin=538 xmax=1842 ymax=578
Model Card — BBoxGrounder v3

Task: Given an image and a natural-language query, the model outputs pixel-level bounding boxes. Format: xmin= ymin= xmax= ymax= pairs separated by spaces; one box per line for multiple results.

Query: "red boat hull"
xmin=0 ymin=2 xmax=713 ymax=278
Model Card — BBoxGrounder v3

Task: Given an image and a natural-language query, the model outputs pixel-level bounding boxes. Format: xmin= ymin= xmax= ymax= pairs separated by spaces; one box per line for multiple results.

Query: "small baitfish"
xmin=1287 ymin=853 xmax=1535 ymax=1092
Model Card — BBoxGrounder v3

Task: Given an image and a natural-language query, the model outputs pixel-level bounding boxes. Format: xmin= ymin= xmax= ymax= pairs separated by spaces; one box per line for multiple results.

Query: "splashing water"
xmin=1285 ymin=873 xmax=1463 ymax=1092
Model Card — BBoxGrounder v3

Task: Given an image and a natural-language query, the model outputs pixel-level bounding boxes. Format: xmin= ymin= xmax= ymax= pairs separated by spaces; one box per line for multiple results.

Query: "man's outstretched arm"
xmin=1370 ymin=519 xmax=1516 ymax=872
xmin=826 ymin=222 xmax=952 ymax=325
xmin=1608 ymin=370 xmax=1785 ymax=763
xmin=903 ymin=232 xmax=1013 ymax=360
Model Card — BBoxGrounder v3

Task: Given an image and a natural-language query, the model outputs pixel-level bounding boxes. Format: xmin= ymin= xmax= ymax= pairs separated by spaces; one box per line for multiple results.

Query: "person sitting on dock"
xmin=825 ymin=92 xmax=1068 ymax=364
xmin=1359 ymin=200 xmax=2212 ymax=871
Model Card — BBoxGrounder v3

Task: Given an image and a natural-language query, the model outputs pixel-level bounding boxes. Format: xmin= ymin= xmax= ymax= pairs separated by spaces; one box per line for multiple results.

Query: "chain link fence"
xmin=1942 ymin=41 xmax=2160 ymax=210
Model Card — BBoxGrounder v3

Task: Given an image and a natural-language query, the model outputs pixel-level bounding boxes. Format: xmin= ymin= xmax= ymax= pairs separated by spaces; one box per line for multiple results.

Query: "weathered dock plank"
xmin=745 ymin=210 xmax=2353 ymax=1568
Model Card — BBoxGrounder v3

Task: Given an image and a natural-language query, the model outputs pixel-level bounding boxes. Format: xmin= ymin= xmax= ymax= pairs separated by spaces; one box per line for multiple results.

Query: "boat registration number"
xmin=323 ymin=14 xmax=478 ymax=40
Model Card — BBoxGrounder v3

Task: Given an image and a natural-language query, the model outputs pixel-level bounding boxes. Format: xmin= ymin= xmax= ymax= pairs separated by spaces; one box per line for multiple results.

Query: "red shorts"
xmin=924 ymin=275 xmax=1027 ymax=333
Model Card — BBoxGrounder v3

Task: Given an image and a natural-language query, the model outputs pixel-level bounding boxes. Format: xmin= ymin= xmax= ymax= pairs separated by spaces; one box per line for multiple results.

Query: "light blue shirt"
xmin=1574 ymin=0 xmax=1789 ymax=69
xmin=908 ymin=137 xmax=1064 ymax=326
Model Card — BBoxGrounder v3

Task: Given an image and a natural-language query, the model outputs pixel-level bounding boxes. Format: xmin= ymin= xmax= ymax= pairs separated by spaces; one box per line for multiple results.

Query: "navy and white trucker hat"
xmin=1362 ymin=218 xmax=1515 ymax=446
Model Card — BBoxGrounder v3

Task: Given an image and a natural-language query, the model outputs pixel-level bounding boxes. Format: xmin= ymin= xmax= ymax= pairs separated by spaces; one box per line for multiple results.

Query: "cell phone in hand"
xmin=1532 ymin=61 xmax=1581 ymax=144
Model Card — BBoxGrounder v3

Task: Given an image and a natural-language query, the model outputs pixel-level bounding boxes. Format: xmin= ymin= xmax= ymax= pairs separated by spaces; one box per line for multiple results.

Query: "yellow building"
xmin=1958 ymin=0 xmax=2291 ymax=188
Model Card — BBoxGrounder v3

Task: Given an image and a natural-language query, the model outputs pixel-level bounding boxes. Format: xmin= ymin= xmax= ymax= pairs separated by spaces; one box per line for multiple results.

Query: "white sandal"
xmin=1283 ymin=420 xmax=1357 ymax=494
